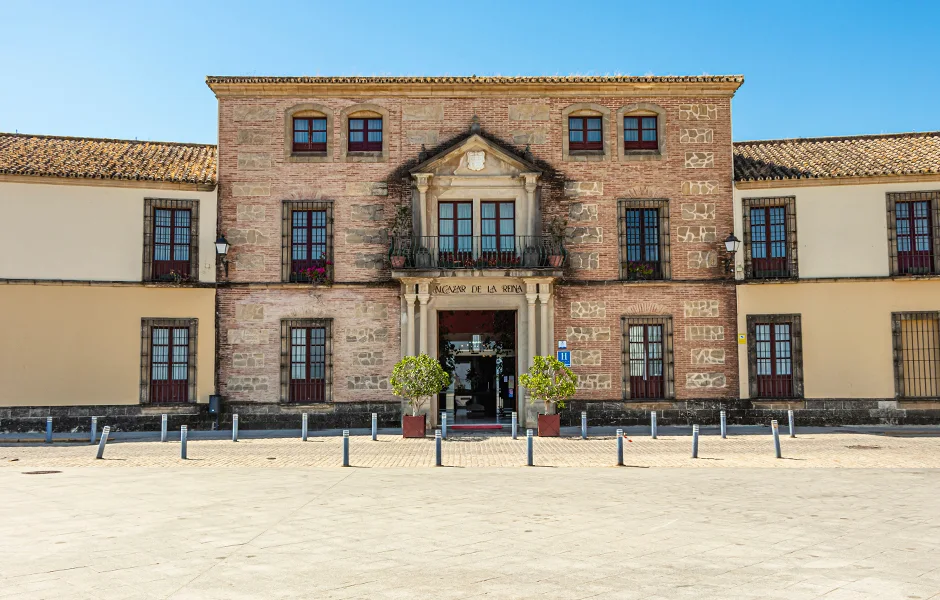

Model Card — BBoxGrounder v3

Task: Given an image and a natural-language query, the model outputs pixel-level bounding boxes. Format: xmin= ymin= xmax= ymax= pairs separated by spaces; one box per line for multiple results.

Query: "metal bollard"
xmin=180 ymin=425 xmax=188 ymax=460
xmin=302 ymin=413 xmax=308 ymax=441
xmin=95 ymin=426 xmax=111 ymax=459
xmin=160 ymin=414 xmax=168 ymax=442
xmin=511 ymin=412 xmax=518 ymax=440
xmin=90 ymin=416 xmax=97 ymax=444
xmin=441 ymin=411 xmax=447 ymax=440
xmin=435 ymin=430 xmax=442 ymax=466
xmin=371 ymin=413 xmax=378 ymax=441
xmin=342 ymin=430 xmax=350 ymax=467
xmin=581 ymin=411 xmax=588 ymax=440
xmin=526 ymin=429 xmax=533 ymax=466
xmin=692 ymin=424 xmax=700 ymax=458
xmin=720 ymin=410 xmax=727 ymax=439
xmin=232 ymin=414 xmax=239 ymax=442
xmin=616 ymin=428 xmax=624 ymax=466
xmin=45 ymin=417 xmax=52 ymax=443
xmin=651 ymin=411 xmax=658 ymax=439
xmin=772 ymin=419 xmax=782 ymax=458
xmin=788 ymin=409 xmax=796 ymax=438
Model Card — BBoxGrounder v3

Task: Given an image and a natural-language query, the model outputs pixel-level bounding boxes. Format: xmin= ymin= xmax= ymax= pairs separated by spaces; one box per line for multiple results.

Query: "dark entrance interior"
xmin=438 ymin=310 xmax=516 ymax=423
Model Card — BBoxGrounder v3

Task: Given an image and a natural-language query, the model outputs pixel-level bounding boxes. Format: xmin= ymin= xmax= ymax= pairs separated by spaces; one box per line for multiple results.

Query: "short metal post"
xmin=788 ymin=409 xmax=796 ymax=438
xmin=371 ymin=413 xmax=378 ymax=441
xmin=616 ymin=428 xmax=624 ymax=466
xmin=302 ymin=413 xmax=308 ymax=442
xmin=581 ymin=411 xmax=588 ymax=439
xmin=90 ymin=416 xmax=97 ymax=444
xmin=160 ymin=414 xmax=168 ymax=442
xmin=651 ymin=411 xmax=658 ymax=439
xmin=692 ymin=424 xmax=700 ymax=458
xmin=342 ymin=430 xmax=350 ymax=467
xmin=441 ymin=411 xmax=447 ymax=440
xmin=720 ymin=410 xmax=727 ymax=439
xmin=232 ymin=414 xmax=239 ymax=442
xmin=511 ymin=412 xmax=518 ymax=439
xmin=95 ymin=426 xmax=110 ymax=459
xmin=435 ymin=430 xmax=442 ymax=466
xmin=45 ymin=417 xmax=52 ymax=443
xmin=180 ymin=425 xmax=188 ymax=460
xmin=772 ymin=419 xmax=782 ymax=458
xmin=526 ymin=429 xmax=533 ymax=466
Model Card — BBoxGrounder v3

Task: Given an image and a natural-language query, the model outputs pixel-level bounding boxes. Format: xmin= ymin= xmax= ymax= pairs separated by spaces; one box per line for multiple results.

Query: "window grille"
xmin=618 ymin=199 xmax=671 ymax=280
xmin=280 ymin=319 xmax=333 ymax=403
xmin=886 ymin=191 xmax=940 ymax=275
xmin=746 ymin=314 xmax=803 ymax=399
xmin=143 ymin=199 xmax=199 ymax=282
xmin=742 ymin=196 xmax=797 ymax=279
xmin=892 ymin=312 xmax=940 ymax=398
xmin=621 ymin=316 xmax=674 ymax=400
xmin=140 ymin=318 xmax=197 ymax=404
xmin=282 ymin=200 xmax=334 ymax=282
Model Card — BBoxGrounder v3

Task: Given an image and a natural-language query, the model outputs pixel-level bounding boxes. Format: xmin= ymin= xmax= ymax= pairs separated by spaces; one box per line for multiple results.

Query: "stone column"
xmin=522 ymin=173 xmax=539 ymax=239
xmin=417 ymin=280 xmax=431 ymax=355
xmin=404 ymin=289 xmax=417 ymax=357
xmin=538 ymin=281 xmax=552 ymax=357
xmin=525 ymin=281 xmax=539 ymax=370
xmin=413 ymin=174 xmax=432 ymax=238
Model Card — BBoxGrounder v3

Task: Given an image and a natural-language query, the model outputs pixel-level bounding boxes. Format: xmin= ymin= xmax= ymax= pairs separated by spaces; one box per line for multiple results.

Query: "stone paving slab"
xmin=1 ymin=467 xmax=939 ymax=599
xmin=2 ymin=431 xmax=940 ymax=469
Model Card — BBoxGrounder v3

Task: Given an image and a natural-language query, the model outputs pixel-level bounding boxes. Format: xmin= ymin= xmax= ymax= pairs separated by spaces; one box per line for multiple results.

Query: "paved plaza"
xmin=2 ymin=432 xmax=940 ymax=599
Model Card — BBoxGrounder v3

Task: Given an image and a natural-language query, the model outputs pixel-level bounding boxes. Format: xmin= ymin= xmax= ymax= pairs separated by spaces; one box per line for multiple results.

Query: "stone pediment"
xmin=410 ymin=134 xmax=540 ymax=178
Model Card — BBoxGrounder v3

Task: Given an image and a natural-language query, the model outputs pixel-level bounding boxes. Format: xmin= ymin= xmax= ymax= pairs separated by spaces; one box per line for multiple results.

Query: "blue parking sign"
xmin=557 ymin=351 xmax=571 ymax=366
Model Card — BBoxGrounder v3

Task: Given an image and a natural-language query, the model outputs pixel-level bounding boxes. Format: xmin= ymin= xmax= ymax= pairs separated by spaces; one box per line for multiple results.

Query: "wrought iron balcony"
xmin=388 ymin=235 xmax=567 ymax=270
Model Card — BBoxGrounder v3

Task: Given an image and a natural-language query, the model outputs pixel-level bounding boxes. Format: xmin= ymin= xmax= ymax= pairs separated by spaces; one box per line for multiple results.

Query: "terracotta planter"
xmin=402 ymin=414 xmax=427 ymax=438
xmin=537 ymin=413 xmax=561 ymax=437
xmin=390 ymin=255 xmax=406 ymax=268
xmin=548 ymin=255 xmax=564 ymax=268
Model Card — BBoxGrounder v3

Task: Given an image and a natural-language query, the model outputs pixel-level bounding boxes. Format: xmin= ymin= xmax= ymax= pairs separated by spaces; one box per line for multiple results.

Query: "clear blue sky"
xmin=2 ymin=0 xmax=938 ymax=145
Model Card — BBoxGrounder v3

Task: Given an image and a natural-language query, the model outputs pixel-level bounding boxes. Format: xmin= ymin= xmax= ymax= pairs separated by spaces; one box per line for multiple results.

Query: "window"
xmin=892 ymin=312 xmax=940 ymax=398
xmin=348 ymin=117 xmax=382 ymax=152
xmin=746 ymin=314 xmax=803 ymax=399
xmin=140 ymin=318 xmax=197 ymax=404
xmin=292 ymin=117 xmax=327 ymax=152
xmin=281 ymin=319 xmax=332 ymax=403
xmin=618 ymin=199 xmax=671 ymax=280
xmin=568 ymin=116 xmax=603 ymax=151
xmin=143 ymin=199 xmax=199 ymax=282
xmin=742 ymin=196 xmax=798 ymax=279
xmin=481 ymin=201 xmax=515 ymax=254
xmin=622 ymin=316 xmax=674 ymax=400
xmin=438 ymin=201 xmax=473 ymax=266
xmin=282 ymin=201 xmax=333 ymax=283
xmin=887 ymin=192 xmax=940 ymax=275
xmin=624 ymin=116 xmax=658 ymax=150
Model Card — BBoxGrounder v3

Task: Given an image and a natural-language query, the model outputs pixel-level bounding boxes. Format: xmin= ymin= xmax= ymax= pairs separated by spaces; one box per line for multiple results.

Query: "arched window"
xmin=562 ymin=103 xmax=611 ymax=162
xmin=617 ymin=103 xmax=667 ymax=161
xmin=340 ymin=103 xmax=390 ymax=163
xmin=284 ymin=103 xmax=334 ymax=163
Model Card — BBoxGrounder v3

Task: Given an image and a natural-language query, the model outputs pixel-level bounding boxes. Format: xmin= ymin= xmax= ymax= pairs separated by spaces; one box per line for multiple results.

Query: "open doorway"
xmin=438 ymin=310 xmax=516 ymax=423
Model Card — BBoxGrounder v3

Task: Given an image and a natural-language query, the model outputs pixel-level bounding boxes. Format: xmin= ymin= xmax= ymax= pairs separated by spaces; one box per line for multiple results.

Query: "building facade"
xmin=207 ymin=75 xmax=743 ymax=429
xmin=0 ymin=133 xmax=219 ymax=431
xmin=732 ymin=132 xmax=940 ymax=424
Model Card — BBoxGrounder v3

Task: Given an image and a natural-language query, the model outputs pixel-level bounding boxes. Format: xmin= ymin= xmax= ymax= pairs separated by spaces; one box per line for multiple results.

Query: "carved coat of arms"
xmin=466 ymin=151 xmax=485 ymax=171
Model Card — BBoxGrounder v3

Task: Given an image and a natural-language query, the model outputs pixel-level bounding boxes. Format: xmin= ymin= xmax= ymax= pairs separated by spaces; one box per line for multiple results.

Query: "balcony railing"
xmin=389 ymin=235 xmax=566 ymax=270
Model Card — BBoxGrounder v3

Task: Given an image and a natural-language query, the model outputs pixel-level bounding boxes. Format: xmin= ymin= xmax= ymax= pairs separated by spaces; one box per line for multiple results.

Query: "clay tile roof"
xmin=0 ymin=132 xmax=217 ymax=186
xmin=206 ymin=74 xmax=744 ymax=85
xmin=733 ymin=131 xmax=940 ymax=182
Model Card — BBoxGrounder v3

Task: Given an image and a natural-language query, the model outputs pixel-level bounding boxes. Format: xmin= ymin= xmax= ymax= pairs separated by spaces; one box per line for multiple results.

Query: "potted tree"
xmin=519 ymin=355 xmax=577 ymax=437
xmin=390 ymin=204 xmax=412 ymax=269
xmin=547 ymin=216 xmax=567 ymax=268
xmin=390 ymin=353 xmax=451 ymax=438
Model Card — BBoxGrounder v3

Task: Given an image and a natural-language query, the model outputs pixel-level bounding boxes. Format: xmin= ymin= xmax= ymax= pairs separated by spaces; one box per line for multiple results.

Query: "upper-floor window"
xmin=746 ymin=314 xmax=803 ymax=399
xmin=622 ymin=316 xmax=675 ymax=400
xmin=292 ymin=117 xmax=327 ymax=152
xmin=624 ymin=116 xmax=658 ymax=150
xmin=481 ymin=201 xmax=516 ymax=254
xmin=348 ymin=118 xmax=383 ymax=152
xmin=892 ymin=311 xmax=940 ymax=398
xmin=143 ymin=198 xmax=199 ymax=282
xmin=281 ymin=319 xmax=332 ymax=403
xmin=281 ymin=201 xmax=333 ymax=283
xmin=140 ymin=318 xmax=197 ymax=404
xmin=742 ymin=196 xmax=798 ymax=279
xmin=438 ymin=201 xmax=473 ymax=267
xmin=618 ymin=199 xmax=671 ymax=280
xmin=888 ymin=192 xmax=939 ymax=275
xmin=568 ymin=116 xmax=603 ymax=151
